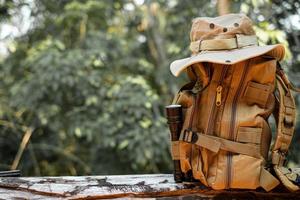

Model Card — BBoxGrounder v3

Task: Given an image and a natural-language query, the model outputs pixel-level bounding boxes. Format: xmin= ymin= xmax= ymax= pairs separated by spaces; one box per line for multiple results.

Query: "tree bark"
xmin=217 ymin=0 xmax=231 ymax=16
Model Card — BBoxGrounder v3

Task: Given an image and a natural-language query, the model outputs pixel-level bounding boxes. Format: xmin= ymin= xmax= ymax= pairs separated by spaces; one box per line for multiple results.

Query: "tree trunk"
xmin=217 ymin=0 xmax=231 ymax=15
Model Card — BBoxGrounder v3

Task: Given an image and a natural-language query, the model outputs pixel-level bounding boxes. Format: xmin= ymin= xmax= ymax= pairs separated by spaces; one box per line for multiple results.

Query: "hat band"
xmin=190 ymin=34 xmax=258 ymax=53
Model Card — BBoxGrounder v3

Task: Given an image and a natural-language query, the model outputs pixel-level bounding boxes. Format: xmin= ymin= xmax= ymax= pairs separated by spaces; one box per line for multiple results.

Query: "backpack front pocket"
xmin=230 ymin=154 xmax=263 ymax=189
xmin=191 ymin=145 xmax=208 ymax=185
xmin=230 ymin=126 xmax=263 ymax=189
xmin=243 ymin=81 xmax=272 ymax=108
xmin=236 ymin=127 xmax=262 ymax=144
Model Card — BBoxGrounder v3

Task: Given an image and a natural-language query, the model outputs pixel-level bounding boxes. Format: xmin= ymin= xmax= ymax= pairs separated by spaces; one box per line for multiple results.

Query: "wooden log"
xmin=0 ymin=174 xmax=299 ymax=199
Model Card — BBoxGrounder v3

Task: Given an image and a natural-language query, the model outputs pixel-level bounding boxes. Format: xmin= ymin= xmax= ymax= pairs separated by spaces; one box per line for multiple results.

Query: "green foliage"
xmin=0 ymin=0 xmax=177 ymax=175
xmin=0 ymin=0 xmax=299 ymax=176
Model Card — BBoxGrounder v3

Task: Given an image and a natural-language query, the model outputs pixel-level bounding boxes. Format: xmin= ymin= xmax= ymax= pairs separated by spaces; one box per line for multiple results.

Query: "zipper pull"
xmin=216 ymin=85 xmax=223 ymax=106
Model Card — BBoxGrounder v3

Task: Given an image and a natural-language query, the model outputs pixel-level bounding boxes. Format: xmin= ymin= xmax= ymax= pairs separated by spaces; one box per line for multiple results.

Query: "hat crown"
xmin=170 ymin=13 xmax=285 ymax=77
xmin=190 ymin=13 xmax=255 ymax=42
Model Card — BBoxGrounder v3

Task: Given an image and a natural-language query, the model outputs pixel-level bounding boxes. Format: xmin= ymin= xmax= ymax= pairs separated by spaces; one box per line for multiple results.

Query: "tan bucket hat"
xmin=170 ymin=13 xmax=285 ymax=76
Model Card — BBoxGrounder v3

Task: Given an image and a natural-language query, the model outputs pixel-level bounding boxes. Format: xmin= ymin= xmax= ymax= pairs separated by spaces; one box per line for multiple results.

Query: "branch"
xmin=11 ymin=127 xmax=34 ymax=170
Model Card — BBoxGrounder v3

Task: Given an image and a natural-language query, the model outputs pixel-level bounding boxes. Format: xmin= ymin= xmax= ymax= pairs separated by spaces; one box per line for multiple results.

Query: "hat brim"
xmin=170 ymin=44 xmax=285 ymax=77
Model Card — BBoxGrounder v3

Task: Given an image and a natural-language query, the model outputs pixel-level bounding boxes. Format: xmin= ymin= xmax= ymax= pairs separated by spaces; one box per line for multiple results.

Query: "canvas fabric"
xmin=170 ymin=14 xmax=285 ymax=77
xmin=169 ymin=13 xmax=299 ymax=192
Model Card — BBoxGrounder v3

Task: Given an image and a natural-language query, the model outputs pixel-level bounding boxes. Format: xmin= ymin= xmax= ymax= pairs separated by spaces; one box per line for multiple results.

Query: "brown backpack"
xmin=167 ymin=14 xmax=299 ymax=192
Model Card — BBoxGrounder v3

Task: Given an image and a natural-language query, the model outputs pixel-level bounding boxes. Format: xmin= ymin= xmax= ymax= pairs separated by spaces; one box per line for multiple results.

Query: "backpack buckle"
xmin=182 ymin=129 xmax=198 ymax=144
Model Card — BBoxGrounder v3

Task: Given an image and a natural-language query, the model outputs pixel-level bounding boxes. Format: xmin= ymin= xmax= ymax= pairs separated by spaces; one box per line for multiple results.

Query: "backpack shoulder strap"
xmin=272 ymin=62 xmax=299 ymax=191
xmin=172 ymin=63 xmax=212 ymax=105
xmin=272 ymin=72 xmax=296 ymax=165
xmin=276 ymin=62 xmax=300 ymax=93
xmin=172 ymin=81 xmax=195 ymax=105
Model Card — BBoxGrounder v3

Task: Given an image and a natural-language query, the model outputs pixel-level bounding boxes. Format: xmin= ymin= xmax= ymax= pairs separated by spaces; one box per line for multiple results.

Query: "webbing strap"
xmin=272 ymin=74 xmax=296 ymax=165
xmin=276 ymin=64 xmax=300 ymax=93
xmin=179 ymin=130 xmax=261 ymax=159
xmin=270 ymin=66 xmax=300 ymax=192
xmin=190 ymin=34 xmax=258 ymax=53
xmin=171 ymin=141 xmax=180 ymax=160
xmin=260 ymin=168 xmax=280 ymax=192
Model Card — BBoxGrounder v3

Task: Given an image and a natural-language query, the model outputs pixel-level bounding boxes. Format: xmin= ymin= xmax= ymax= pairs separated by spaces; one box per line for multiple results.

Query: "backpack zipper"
xmin=206 ymin=65 xmax=229 ymax=135
xmin=226 ymin=60 xmax=250 ymax=189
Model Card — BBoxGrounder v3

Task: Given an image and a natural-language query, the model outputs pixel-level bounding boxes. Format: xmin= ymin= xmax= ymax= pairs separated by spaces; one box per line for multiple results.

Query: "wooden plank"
xmin=0 ymin=174 xmax=298 ymax=199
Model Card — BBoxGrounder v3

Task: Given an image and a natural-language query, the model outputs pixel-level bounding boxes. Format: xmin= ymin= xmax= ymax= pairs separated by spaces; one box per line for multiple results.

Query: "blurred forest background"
xmin=0 ymin=0 xmax=299 ymax=176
